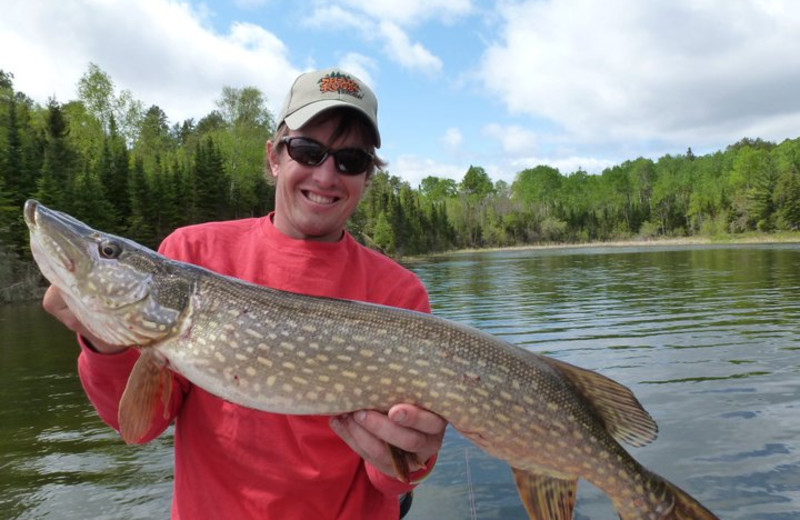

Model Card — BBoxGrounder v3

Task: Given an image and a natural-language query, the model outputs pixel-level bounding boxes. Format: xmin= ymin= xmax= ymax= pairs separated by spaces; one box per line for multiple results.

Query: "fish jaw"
xmin=24 ymin=200 xmax=190 ymax=347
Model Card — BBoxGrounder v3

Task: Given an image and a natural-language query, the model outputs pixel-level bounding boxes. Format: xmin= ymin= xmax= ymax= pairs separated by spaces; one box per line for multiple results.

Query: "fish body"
xmin=24 ymin=200 xmax=718 ymax=520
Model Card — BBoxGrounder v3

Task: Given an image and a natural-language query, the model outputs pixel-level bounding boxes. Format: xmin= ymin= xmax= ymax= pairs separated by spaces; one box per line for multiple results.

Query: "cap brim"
xmin=284 ymin=100 xmax=381 ymax=148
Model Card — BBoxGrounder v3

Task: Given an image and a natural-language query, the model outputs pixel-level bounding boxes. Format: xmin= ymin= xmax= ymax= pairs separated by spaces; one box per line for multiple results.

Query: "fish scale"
xmin=24 ymin=199 xmax=719 ymax=520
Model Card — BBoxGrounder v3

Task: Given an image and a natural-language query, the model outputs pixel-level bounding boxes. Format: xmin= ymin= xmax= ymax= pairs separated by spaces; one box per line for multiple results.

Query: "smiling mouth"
xmin=304 ymin=191 xmax=338 ymax=205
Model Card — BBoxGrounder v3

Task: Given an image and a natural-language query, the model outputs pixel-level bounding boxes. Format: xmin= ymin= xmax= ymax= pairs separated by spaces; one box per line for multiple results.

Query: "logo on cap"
xmin=318 ymin=72 xmax=364 ymax=99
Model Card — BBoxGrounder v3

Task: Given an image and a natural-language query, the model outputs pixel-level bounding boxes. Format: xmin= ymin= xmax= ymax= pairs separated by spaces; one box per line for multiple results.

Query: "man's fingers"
xmin=355 ymin=408 xmax=444 ymax=465
xmin=43 ymin=286 xmax=81 ymax=331
xmin=388 ymin=404 xmax=448 ymax=435
xmin=330 ymin=406 xmax=447 ymax=479
xmin=42 ymin=285 xmax=66 ymax=315
xmin=330 ymin=414 xmax=395 ymax=474
xmin=41 ymin=285 xmax=127 ymax=354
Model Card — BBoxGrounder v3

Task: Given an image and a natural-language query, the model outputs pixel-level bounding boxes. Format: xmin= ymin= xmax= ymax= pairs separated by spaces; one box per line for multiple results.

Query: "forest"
xmin=2 ymin=64 xmax=800 ymax=302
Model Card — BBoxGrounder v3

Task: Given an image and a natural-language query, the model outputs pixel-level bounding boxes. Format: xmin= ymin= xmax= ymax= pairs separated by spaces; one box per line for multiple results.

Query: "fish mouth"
xmin=25 ymin=199 xmax=81 ymax=274
xmin=24 ymin=199 xmax=38 ymax=228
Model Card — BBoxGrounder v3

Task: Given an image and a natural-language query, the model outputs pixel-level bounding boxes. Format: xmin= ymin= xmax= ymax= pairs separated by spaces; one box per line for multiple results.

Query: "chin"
xmin=297 ymin=221 xmax=342 ymax=241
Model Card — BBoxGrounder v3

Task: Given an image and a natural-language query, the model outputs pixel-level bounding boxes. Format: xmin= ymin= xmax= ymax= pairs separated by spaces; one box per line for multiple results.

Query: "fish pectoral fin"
xmin=512 ymin=468 xmax=577 ymax=520
xmin=118 ymin=350 xmax=171 ymax=444
xmin=387 ymin=443 xmax=423 ymax=483
xmin=541 ymin=356 xmax=658 ymax=447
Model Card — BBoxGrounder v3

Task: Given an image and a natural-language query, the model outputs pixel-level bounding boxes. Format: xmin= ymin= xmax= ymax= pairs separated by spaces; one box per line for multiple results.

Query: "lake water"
xmin=2 ymin=244 xmax=799 ymax=519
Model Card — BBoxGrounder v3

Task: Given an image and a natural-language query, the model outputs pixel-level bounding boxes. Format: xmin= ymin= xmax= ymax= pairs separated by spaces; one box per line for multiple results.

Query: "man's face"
xmin=268 ymin=113 xmax=371 ymax=242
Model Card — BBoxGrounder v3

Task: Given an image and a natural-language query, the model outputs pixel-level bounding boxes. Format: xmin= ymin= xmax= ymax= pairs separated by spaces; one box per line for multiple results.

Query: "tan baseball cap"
xmin=276 ymin=68 xmax=381 ymax=147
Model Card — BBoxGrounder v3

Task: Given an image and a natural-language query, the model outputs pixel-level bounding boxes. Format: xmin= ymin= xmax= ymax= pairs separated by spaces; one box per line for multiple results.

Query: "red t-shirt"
xmin=77 ymin=214 xmax=433 ymax=519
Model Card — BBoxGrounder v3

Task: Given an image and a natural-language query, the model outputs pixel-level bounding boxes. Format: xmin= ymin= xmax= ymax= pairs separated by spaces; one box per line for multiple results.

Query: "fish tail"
xmin=615 ymin=472 xmax=719 ymax=520
xmin=664 ymin=481 xmax=719 ymax=520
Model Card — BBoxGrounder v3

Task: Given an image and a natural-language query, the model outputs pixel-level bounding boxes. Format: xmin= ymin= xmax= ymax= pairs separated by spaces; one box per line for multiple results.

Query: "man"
xmin=43 ymin=68 xmax=446 ymax=519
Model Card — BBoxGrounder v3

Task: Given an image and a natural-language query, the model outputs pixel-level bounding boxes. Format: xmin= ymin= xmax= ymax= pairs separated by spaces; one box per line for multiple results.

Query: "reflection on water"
xmin=2 ymin=244 xmax=799 ymax=519
xmin=0 ymin=304 xmax=174 ymax=520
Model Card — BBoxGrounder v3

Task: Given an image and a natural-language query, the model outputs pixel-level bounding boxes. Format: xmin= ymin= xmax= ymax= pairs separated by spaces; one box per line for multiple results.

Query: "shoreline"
xmin=403 ymin=232 xmax=800 ymax=261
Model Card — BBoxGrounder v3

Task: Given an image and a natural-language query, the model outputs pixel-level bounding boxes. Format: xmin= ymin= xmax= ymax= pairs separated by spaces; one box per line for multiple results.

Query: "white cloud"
xmin=337 ymin=53 xmax=378 ymax=89
xmin=509 ymin=155 xmax=615 ymax=177
xmin=379 ymin=21 xmax=443 ymax=74
xmin=0 ymin=0 xmax=299 ymax=124
xmin=306 ymin=2 xmax=451 ymax=74
xmin=334 ymin=0 xmax=473 ymax=27
xmin=484 ymin=123 xmax=538 ymax=155
xmin=441 ymin=127 xmax=463 ymax=148
xmin=391 ymin=154 xmax=468 ymax=188
xmin=305 ymin=5 xmax=365 ymax=29
xmin=479 ymin=0 xmax=800 ymax=152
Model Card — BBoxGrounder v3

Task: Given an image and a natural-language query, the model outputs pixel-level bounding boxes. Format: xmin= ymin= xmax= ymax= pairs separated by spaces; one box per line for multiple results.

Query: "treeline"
xmin=352 ymin=138 xmax=800 ymax=256
xmin=2 ymin=64 xmax=800 ymax=300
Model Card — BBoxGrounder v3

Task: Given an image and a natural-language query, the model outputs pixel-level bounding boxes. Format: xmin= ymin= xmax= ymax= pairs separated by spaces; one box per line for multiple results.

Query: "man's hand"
xmin=42 ymin=285 xmax=128 ymax=354
xmin=329 ymin=404 xmax=446 ymax=480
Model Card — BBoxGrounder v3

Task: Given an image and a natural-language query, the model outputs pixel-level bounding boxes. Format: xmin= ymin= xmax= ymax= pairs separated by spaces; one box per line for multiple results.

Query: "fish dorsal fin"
xmin=542 ymin=357 xmax=658 ymax=447
xmin=512 ymin=467 xmax=577 ymax=520
xmin=118 ymin=349 xmax=171 ymax=444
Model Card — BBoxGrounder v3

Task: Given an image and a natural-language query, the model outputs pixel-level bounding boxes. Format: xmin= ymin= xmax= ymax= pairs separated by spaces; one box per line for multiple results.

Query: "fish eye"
xmin=99 ymin=240 xmax=123 ymax=259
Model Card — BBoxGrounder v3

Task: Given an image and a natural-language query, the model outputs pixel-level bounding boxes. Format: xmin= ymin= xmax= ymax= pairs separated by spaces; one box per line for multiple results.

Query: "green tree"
xmin=36 ymin=99 xmax=77 ymax=211
xmin=191 ymin=137 xmax=229 ymax=222
xmin=77 ymin=63 xmax=143 ymax=144
xmin=0 ymin=77 xmax=42 ymax=253
xmin=127 ymin=158 xmax=157 ymax=246
xmin=0 ymin=175 xmax=14 ymax=247
xmin=134 ymin=105 xmax=174 ymax=173
xmin=72 ymin=164 xmax=115 ymax=231
xmin=727 ymin=145 xmax=776 ymax=231
xmin=419 ymin=176 xmax=457 ymax=201
xmin=772 ymin=138 xmax=800 ymax=230
xmin=97 ymin=117 xmax=131 ymax=231
xmin=599 ymin=163 xmax=634 ymax=236
xmin=459 ymin=165 xmax=494 ymax=199
xmin=214 ymin=86 xmax=273 ymax=218
xmin=512 ymin=165 xmax=562 ymax=216
xmin=372 ymin=210 xmax=395 ymax=254
xmin=652 ymin=154 xmax=692 ymax=236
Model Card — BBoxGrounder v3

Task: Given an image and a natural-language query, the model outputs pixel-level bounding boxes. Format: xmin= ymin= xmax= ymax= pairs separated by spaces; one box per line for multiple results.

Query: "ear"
xmin=266 ymin=140 xmax=280 ymax=177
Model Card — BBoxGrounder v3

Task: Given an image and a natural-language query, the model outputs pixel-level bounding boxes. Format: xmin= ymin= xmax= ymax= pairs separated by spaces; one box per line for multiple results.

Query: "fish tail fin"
xmin=663 ymin=481 xmax=719 ymax=520
xmin=118 ymin=349 xmax=171 ymax=444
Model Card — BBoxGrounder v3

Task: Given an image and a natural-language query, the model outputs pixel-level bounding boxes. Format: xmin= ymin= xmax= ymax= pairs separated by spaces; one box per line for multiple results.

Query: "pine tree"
xmin=192 ymin=137 xmax=229 ymax=223
xmin=127 ymin=157 xmax=156 ymax=247
xmin=72 ymin=163 xmax=115 ymax=231
xmin=36 ymin=99 xmax=76 ymax=212
xmin=100 ymin=117 xmax=131 ymax=231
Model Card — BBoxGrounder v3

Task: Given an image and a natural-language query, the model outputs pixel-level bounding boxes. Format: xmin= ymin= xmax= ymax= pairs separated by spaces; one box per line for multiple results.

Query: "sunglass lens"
xmin=284 ymin=137 xmax=372 ymax=174
xmin=288 ymin=139 xmax=327 ymax=166
xmin=335 ymin=150 xmax=372 ymax=174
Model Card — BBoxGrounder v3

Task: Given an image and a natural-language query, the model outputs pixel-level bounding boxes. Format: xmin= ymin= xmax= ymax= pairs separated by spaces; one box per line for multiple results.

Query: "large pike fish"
xmin=24 ymin=200 xmax=718 ymax=520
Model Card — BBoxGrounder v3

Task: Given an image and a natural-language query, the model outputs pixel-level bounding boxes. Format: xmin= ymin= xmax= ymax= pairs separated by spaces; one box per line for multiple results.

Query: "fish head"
xmin=24 ymin=200 xmax=192 ymax=347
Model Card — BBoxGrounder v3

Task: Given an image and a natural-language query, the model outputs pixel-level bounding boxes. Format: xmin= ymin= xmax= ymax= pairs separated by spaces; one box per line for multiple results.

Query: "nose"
xmin=310 ymin=154 xmax=339 ymax=186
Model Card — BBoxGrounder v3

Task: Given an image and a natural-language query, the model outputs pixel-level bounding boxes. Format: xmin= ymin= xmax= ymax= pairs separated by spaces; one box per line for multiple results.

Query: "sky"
xmin=3 ymin=0 xmax=800 ymax=188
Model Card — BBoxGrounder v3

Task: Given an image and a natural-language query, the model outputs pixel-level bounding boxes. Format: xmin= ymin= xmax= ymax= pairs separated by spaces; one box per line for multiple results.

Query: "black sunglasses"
xmin=281 ymin=136 xmax=374 ymax=175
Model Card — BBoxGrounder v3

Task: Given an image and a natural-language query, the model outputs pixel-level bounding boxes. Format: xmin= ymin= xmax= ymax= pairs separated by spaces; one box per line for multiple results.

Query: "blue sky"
xmin=3 ymin=0 xmax=800 ymax=187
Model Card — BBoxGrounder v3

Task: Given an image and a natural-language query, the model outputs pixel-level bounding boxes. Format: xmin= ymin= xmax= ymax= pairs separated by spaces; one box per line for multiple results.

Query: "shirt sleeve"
xmin=77 ymin=337 xmax=140 ymax=431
